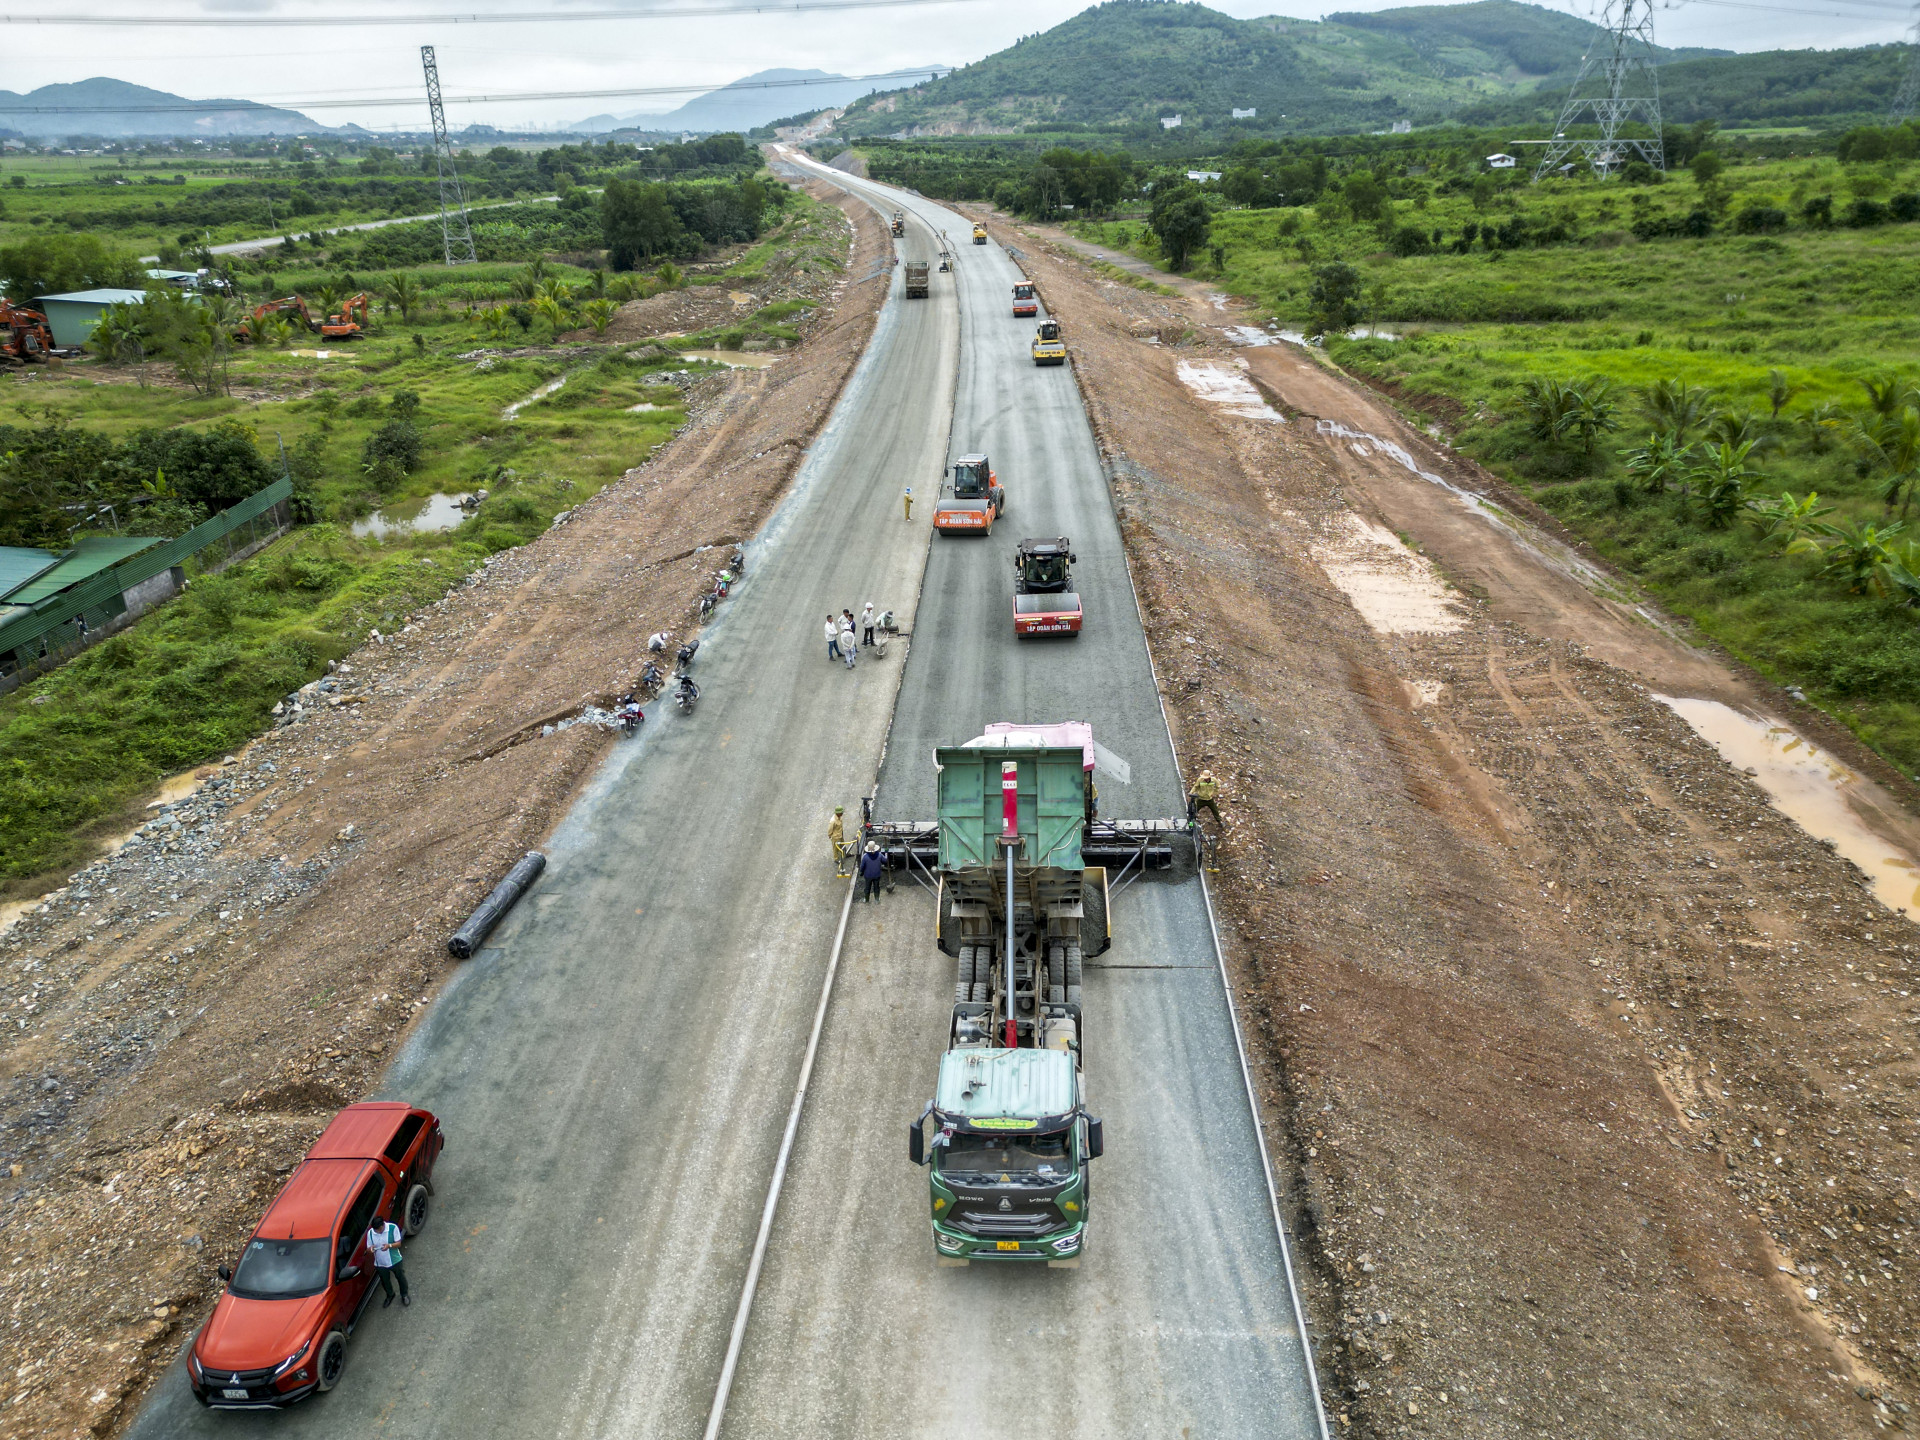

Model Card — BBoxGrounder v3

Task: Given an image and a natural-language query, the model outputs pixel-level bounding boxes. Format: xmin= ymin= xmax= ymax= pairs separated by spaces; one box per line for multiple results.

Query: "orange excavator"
xmin=0 ymin=298 xmax=55 ymax=366
xmin=238 ymin=295 xmax=318 ymax=341
xmin=321 ymin=293 xmax=370 ymax=341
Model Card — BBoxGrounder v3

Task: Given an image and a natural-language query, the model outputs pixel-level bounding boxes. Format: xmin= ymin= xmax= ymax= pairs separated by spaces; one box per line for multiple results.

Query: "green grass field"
xmin=0 ymin=188 xmax=848 ymax=887
xmin=1073 ymin=155 xmax=1920 ymax=774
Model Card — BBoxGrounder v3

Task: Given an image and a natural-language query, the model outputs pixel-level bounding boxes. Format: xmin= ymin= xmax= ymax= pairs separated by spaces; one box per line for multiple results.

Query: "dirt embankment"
xmin=977 ymin=207 xmax=1919 ymax=1438
xmin=0 ymin=182 xmax=890 ymax=1440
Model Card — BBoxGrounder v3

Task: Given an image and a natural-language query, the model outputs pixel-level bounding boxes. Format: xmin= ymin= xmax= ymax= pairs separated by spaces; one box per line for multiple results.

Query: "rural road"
xmin=128 ymin=160 xmax=1324 ymax=1439
xmin=138 ymin=196 xmax=558 ymax=264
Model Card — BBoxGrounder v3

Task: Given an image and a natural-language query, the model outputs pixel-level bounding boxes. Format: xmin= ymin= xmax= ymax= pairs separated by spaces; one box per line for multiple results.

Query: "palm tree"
xmin=532 ymin=294 xmax=571 ymax=337
xmin=608 ymin=275 xmax=639 ymax=303
xmin=1854 ymin=407 xmax=1920 ymax=516
xmin=583 ymin=268 xmax=609 ymax=299
xmin=88 ymin=303 xmax=147 ymax=371
xmin=1568 ymin=380 xmax=1619 ymax=455
xmin=1642 ymin=379 xmax=1715 ymax=448
xmin=581 ymin=298 xmax=618 ymax=336
xmin=383 ymin=271 xmax=422 ymax=323
xmin=314 ymin=283 xmax=343 ymax=320
xmin=1857 ymin=375 xmax=1907 ymax=418
xmin=510 ymin=270 xmax=541 ymax=302
xmin=1765 ymin=368 xmax=1800 ymax=420
xmin=1704 ymin=409 xmax=1776 ymax=456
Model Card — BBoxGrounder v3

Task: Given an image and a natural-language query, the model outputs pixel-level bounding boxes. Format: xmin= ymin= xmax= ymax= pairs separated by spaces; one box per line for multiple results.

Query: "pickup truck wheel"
xmin=403 ymin=1183 xmax=431 ymax=1237
xmin=315 ymin=1331 xmax=347 ymax=1393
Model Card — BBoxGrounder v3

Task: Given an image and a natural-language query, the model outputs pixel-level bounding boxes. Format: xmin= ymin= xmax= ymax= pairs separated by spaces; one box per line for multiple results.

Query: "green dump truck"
xmin=888 ymin=723 xmax=1182 ymax=1267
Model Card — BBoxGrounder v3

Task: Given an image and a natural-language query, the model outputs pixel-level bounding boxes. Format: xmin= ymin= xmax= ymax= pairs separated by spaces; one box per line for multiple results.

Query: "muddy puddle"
xmin=1310 ymin=513 xmax=1467 ymax=635
xmin=1175 ymin=359 xmax=1283 ymax=421
xmin=351 ymin=492 xmax=473 ymax=540
xmin=1656 ymin=696 xmax=1920 ymax=921
xmin=503 ymin=374 xmax=567 ymax=420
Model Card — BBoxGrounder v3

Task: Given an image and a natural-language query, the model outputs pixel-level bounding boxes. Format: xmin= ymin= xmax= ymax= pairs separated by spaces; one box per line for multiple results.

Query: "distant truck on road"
xmin=1012 ymin=282 xmax=1038 ymax=318
xmin=972 ymin=224 xmax=988 ymax=245
xmin=905 ymin=262 xmax=930 ymax=298
xmin=891 ymin=211 xmax=905 ymax=236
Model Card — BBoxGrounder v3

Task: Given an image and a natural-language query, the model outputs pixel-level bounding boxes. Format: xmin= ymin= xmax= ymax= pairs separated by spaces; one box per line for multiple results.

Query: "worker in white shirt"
xmin=365 ymin=1215 xmax=411 ymax=1309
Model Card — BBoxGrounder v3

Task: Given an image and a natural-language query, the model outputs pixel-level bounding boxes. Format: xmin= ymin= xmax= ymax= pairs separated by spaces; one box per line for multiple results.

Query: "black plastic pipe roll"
xmin=447 ymin=851 xmax=546 ymax=959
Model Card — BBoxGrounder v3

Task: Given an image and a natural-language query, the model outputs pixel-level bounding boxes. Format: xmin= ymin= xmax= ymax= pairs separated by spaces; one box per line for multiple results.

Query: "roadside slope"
xmin=976 ymin=210 xmax=1917 ymax=1436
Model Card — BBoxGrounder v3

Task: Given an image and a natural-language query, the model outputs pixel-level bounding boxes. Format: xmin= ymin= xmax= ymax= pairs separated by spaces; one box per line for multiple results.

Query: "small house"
xmin=1485 ymin=153 xmax=1517 ymax=170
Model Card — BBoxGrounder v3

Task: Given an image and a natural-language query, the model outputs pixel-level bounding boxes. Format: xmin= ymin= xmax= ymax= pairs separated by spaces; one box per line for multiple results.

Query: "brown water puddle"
xmin=1657 ymin=696 xmax=1920 ymax=921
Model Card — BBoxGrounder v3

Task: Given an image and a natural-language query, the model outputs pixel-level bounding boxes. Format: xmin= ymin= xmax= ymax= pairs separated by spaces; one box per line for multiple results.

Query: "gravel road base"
xmin=976 ymin=208 xmax=1918 ymax=1440
xmin=0 ymin=183 xmax=890 ymax=1440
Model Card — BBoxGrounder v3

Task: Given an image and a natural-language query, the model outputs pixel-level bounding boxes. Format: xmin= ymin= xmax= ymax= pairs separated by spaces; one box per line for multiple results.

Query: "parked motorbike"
xmin=617 ymin=696 xmax=644 ymax=737
xmin=639 ymin=661 xmax=663 ymax=693
xmin=676 ymin=640 xmax=699 ymax=670
xmin=673 ymin=674 xmax=700 ymax=714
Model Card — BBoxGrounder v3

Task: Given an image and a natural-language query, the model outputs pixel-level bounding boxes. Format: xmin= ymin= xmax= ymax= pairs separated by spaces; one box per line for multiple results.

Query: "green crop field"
xmin=1072 ymin=147 xmax=1920 ymax=774
xmin=0 ymin=179 xmax=846 ymax=887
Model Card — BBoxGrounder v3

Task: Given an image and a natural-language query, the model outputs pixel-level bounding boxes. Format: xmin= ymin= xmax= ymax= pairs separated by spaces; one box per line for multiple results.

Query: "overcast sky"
xmin=6 ymin=0 xmax=1915 ymax=132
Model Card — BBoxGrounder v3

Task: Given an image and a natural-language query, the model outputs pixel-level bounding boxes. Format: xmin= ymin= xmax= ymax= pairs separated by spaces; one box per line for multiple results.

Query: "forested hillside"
xmin=833 ymin=0 xmax=1908 ymax=141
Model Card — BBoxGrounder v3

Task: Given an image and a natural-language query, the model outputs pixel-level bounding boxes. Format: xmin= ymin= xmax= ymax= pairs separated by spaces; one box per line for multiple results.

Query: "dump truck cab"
xmin=1013 ymin=537 xmax=1081 ymax=636
xmin=909 ymin=731 xmax=1111 ymax=1265
xmin=1012 ymin=282 xmax=1038 ymax=318
xmin=912 ymin=1047 xmax=1100 ymax=1266
xmin=972 ymin=224 xmax=988 ymax=245
xmin=1030 ymin=319 xmax=1066 ymax=367
xmin=934 ymin=452 xmax=1006 ymax=535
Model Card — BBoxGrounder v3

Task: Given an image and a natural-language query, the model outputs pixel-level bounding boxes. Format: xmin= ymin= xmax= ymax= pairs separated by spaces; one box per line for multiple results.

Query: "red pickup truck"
xmin=187 ymin=1102 xmax=444 ymax=1408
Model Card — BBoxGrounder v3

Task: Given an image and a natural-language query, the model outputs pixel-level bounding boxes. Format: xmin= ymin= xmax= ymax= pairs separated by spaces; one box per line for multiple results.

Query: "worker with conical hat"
xmin=1188 ymin=769 xmax=1221 ymax=829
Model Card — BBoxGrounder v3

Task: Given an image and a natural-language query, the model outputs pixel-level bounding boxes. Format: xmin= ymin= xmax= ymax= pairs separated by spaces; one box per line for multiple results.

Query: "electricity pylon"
xmin=1891 ymin=5 xmax=1920 ymax=124
xmin=1533 ymin=0 xmax=1664 ymax=183
xmin=421 ymin=45 xmax=478 ymax=266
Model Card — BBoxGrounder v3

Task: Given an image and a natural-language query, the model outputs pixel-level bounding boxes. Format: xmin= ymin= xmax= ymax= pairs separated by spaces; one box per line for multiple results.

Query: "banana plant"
xmin=1812 ymin=519 xmax=1908 ymax=593
xmin=1686 ymin=440 xmax=1763 ymax=527
xmin=1616 ymin=432 xmax=1692 ymax=494
xmin=1744 ymin=490 xmax=1833 ymax=543
xmin=580 ymin=298 xmax=618 ymax=336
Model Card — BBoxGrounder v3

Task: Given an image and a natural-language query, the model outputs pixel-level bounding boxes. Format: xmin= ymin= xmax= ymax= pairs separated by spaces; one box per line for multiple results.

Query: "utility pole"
xmin=1891 ymin=4 xmax=1920 ymax=124
xmin=1533 ymin=0 xmax=1664 ymax=183
xmin=420 ymin=45 xmax=477 ymax=266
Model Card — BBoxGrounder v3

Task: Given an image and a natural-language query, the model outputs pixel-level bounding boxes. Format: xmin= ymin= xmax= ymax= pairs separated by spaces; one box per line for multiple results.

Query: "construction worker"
xmin=829 ymin=806 xmax=851 ymax=873
xmin=1188 ymin=770 xmax=1221 ymax=829
xmin=902 ymin=487 xmax=913 ymax=521
xmin=858 ymin=841 xmax=887 ymax=902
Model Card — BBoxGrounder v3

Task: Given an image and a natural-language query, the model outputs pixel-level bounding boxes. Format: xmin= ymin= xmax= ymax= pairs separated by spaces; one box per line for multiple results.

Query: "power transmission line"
xmin=1 ymin=0 xmax=986 ymax=26
xmin=1535 ymin=0 xmax=1664 ymax=183
xmin=1892 ymin=3 xmax=1920 ymax=121
xmin=421 ymin=46 xmax=477 ymax=265
xmin=0 ymin=67 xmax=951 ymax=115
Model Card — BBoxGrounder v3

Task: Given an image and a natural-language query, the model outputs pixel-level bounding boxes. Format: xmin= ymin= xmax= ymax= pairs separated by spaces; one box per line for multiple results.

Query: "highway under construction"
xmin=126 ymin=159 xmax=1325 ymax=1440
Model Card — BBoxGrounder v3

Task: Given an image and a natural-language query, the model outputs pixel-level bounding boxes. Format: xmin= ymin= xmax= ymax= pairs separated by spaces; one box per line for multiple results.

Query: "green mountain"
xmin=832 ymin=0 xmax=1894 ymax=141
xmin=0 ymin=77 xmax=323 ymax=139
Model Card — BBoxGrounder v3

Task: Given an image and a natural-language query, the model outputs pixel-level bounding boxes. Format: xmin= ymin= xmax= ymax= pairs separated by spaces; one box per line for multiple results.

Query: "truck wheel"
xmin=1066 ymin=943 xmax=1083 ymax=990
xmin=1047 ymin=943 xmax=1064 ymax=991
xmin=1066 ymin=985 xmax=1082 ymax=1006
xmin=972 ymin=983 xmax=989 ymax=1004
xmin=403 ymin=1183 xmax=431 ymax=1237
xmin=955 ymin=946 xmax=974 ymax=1004
xmin=315 ymin=1331 xmax=348 ymax=1393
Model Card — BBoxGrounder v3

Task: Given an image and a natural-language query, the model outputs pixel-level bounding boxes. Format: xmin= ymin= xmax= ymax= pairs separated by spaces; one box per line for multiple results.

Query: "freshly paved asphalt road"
xmin=130 ymin=196 xmax=956 ymax=1439
xmin=722 ymin=157 xmax=1324 ymax=1439
xmin=131 ymin=162 xmax=1323 ymax=1439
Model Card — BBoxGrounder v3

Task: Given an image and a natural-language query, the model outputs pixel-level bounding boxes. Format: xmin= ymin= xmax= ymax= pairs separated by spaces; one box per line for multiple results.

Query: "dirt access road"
xmin=974 ymin=208 xmax=1920 ymax=1436
xmin=0 ymin=184 xmax=897 ymax=1440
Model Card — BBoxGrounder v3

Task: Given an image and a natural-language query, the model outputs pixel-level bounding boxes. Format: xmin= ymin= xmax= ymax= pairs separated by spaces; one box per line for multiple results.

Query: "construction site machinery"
xmin=933 ymin=452 xmax=1005 ymax=535
xmin=891 ymin=211 xmax=906 ymax=237
xmin=972 ymin=224 xmax=988 ymax=245
xmin=1013 ymin=536 xmax=1082 ymax=637
xmin=891 ymin=724 xmax=1182 ymax=1265
xmin=320 ymin=292 xmax=371 ymax=340
xmin=904 ymin=262 xmax=930 ymax=299
xmin=1031 ymin=318 xmax=1066 ymax=367
xmin=0 ymin=300 xmax=54 ymax=367
xmin=238 ymin=296 xmax=318 ymax=341
xmin=1012 ymin=282 xmax=1038 ymax=318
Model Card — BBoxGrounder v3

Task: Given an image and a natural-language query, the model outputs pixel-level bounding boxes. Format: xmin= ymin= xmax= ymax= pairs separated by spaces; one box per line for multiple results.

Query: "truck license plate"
xmin=221 ymin=1389 xmax=249 ymax=1401
xmin=996 ymin=1241 xmax=1021 ymax=1251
